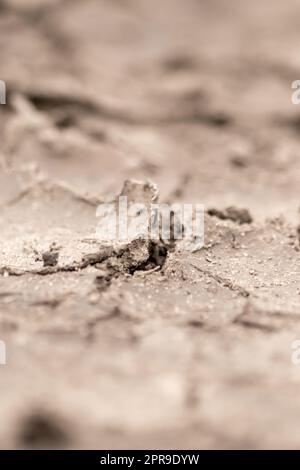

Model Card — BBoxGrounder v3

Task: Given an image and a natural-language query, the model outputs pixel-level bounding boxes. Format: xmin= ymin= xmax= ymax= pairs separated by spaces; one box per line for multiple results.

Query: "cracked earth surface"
xmin=1 ymin=0 xmax=300 ymax=449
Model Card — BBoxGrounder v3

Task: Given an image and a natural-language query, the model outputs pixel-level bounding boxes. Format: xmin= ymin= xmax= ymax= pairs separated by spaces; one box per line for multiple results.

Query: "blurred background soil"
xmin=0 ymin=0 xmax=300 ymax=449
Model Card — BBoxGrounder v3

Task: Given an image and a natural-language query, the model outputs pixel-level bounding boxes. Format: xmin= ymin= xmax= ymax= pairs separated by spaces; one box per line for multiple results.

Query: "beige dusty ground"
xmin=1 ymin=0 xmax=300 ymax=449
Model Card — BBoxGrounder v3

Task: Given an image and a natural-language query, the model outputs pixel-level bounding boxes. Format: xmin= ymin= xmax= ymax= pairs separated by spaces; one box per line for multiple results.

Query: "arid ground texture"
xmin=0 ymin=0 xmax=300 ymax=449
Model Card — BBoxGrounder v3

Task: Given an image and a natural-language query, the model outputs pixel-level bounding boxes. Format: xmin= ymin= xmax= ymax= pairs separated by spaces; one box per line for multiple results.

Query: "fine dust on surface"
xmin=0 ymin=0 xmax=300 ymax=450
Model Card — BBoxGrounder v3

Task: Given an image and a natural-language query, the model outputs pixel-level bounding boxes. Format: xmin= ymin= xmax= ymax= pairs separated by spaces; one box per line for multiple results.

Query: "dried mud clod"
xmin=93 ymin=179 xmax=183 ymax=282
xmin=33 ymin=243 xmax=61 ymax=268
xmin=42 ymin=250 xmax=59 ymax=267
xmin=120 ymin=179 xmax=159 ymax=204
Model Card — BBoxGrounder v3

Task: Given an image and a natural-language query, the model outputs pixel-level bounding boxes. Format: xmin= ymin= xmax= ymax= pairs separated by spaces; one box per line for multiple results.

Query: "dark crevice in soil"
xmin=208 ymin=207 xmax=253 ymax=224
xmin=26 ymin=93 xmax=100 ymax=116
xmin=191 ymin=263 xmax=250 ymax=298
xmin=21 ymin=90 xmax=232 ymax=127
xmin=233 ymin=318 xmax=276 ymax=332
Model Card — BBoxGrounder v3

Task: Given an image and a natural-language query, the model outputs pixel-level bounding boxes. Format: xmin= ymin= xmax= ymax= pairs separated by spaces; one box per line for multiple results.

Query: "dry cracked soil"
xmin=0 ymin=0 xmax=300 ymax=450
